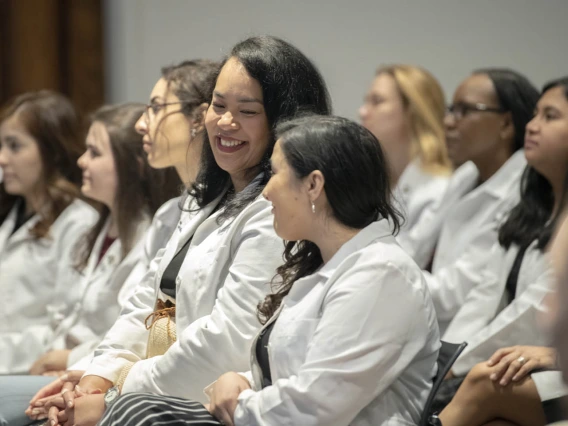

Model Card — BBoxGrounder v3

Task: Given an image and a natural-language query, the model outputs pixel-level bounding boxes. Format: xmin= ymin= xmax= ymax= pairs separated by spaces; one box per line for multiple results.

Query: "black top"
xmin=11 ymin=201 xmax=33 ymax=235
xmin=159 ymin=237 xmax=192 ymax=299
xmin=505 ymin=243 xmax=530 ymax=304
xmin=256 ymin=320 xmax=276 ymax=388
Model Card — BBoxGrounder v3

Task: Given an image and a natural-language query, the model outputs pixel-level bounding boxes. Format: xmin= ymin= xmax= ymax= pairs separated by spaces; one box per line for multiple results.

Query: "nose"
xmin=135 ymin=113 xmax=148 ymax=135
xmin=218 ymin=111 xmax=238 ymax=131
xmin=77 ymin=151 xmax=87 ymax=169
xmin=262 ymin=188 xmax=270 ymax=202
xmin=525 ymin=115 xmax=539 ymax=135
xmin=444 ymin=110 xmax=457 ymax=130
xmin=0 ymin=147 xmax=7 ymax=167
xmin=359 ymin=105 xmax=368 ymax=121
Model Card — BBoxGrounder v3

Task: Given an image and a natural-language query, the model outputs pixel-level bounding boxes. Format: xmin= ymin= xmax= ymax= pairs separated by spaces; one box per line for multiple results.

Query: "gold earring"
xmin=311 ymin=202 xmax=316 ymax=214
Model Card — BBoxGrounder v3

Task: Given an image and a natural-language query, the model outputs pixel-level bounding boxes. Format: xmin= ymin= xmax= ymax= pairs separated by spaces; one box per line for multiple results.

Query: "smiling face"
xmin=135 ymin=78 xmax=193 ymax=169
xmin=77 ymin=121 xmax=118 ymax=208
xmin=524 ymin=86 xmax=568 ymax=179
xmin=0 ymin=113 xmax=44 ymax=199
xmin=205 ymin=57 xmax=271 ymax=190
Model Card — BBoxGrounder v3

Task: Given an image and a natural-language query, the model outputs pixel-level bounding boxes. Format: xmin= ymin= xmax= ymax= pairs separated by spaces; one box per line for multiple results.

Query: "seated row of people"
xmin=0 ymin=34 xmax=566 ymax=425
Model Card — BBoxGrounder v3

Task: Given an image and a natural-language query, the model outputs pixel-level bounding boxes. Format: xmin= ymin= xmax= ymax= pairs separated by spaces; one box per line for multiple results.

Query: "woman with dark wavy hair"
xmin=40 ymin=36 xmax=332 ymax=426
xmin=431 ymin=77 xmax=568 ymax=426
xmin=99 ymin=116 xmax=440 ymax=426
xmin=0 ymin=91 xmax=98 ymax=374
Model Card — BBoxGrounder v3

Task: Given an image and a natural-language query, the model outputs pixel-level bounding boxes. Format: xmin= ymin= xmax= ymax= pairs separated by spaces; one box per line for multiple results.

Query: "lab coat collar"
xmin=317 ymin=219 xmax=394 ymax=279
xmin=472 ymin=150 xmax=527 ymax=199
xmin=0 ymin=200 xmax=42 ymax=248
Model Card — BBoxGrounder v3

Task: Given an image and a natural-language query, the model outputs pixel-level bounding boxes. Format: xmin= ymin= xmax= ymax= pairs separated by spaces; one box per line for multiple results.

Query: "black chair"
xmin=419 ymin=340 xmax=468 ymax=426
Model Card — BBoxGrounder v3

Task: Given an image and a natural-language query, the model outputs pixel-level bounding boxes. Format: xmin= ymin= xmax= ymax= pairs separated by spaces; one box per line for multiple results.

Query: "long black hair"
xmin=473 ymin=68 xmax=539 ymax=153
xmin=258 ymin=115 xmax=402 ymax=323
xmin=188 ymin=36 xmax=332 ymax=222
xmin=499 ymin=77 xmax=568 ymax=251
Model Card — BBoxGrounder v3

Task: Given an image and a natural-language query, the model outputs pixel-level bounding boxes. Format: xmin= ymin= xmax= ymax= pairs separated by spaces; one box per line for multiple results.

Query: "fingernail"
xmin=34 ymin=401 xmax=44 ymax=406
xmin=51 ymin=420 xmax=56 ymax=426
xmin=60 ymin=374 xmax=68 ymax=381
xmin=490 ymin=374 xmax=496 ymax=380
xmin=31 ymin=409 xmax=42 ymax=415
xmin=500 ymin=379 xmax=506 ymax=386
xmin=68 ymin=401 xmax=73 ymax=407
xmin=512 ymin=376 xmax=518 ymax=381
xmin=487 ymin=360 xmax=494 ymax=366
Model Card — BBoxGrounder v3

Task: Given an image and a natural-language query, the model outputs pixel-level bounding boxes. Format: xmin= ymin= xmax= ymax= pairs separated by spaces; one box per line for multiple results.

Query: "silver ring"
xmin=517 ymin=356 xmax=526 ymax=365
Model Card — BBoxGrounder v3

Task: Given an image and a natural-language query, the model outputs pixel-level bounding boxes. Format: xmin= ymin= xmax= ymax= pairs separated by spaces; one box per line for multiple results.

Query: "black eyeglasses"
xmin=446 ymin=102 xmax=506 ymax=121
xmin=143 ymin=101 xmax=191 ymax=119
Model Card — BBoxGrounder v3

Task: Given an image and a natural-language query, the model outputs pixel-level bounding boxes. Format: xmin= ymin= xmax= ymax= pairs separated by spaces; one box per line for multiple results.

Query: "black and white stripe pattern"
xmin=98 ymin=393 xmax=224 ymax=426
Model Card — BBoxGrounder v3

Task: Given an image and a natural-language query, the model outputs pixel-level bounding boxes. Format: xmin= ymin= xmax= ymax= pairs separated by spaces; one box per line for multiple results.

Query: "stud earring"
xmin=190 ymin=129 xmax=197 ymax=138
xmin=311 ymin=202 xmax=316 ymax=214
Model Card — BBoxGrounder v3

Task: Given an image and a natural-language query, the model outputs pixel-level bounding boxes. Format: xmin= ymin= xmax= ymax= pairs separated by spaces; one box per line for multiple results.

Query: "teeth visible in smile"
xmin=220 ymin=138 xmax=245 ymax=147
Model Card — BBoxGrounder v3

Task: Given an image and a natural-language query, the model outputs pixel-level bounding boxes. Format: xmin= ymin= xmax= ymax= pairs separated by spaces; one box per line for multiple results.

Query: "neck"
xmin=475 ymin=148 xmax=511 ymax=184
xmin=387 ymin=142 xmax=411 ymax=188
xmin=23 ymin=189 xmax=45 ymax=217
xmin=107 ymin=207 xmax=119 ymax=239
xmin=176 ymin=138 xmax=203 ymax=187
xmin=231 ymin=168 xmax=259 ymax=193
xmin=550 ymin=173 xmax=565 ymax=220
xmin=311 ymin=220 xmax=360 ymax=264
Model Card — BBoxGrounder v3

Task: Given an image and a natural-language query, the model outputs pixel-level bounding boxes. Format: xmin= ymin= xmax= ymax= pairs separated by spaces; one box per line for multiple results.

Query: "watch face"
xmin=104 ymin=387 xmax=120 ymax=405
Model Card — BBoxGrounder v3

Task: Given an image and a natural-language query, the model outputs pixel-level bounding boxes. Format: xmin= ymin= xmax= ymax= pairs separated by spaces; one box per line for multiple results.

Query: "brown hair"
xmin=0 ymin=90 xmax=84 ymax=238
xmin=75 ymin=103 xmax=181 ymax=270
xmin=376 ymin=64 xmax=452 ymax=175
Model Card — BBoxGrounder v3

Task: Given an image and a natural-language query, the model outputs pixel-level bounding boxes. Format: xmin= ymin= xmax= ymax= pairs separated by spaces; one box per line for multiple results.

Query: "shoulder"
xmin=53 ymin=199 xmax=98 ymax=228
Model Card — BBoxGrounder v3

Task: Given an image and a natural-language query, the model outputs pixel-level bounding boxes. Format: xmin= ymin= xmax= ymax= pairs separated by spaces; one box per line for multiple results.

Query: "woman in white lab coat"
xmin=415 ymin=69 xmax=541 ymax=334
xmin=359 ymin=64 xmax=452 ymax=245
xmin=22 ymin=60 xmax=219 ymax=425
xmin=41 ymin=36 xmax=333 ymax=426
xmin=0 ymin=91 xmax=98 ymax=374
xmin=0 ymin=103 xmax=180 ymax=426
xmin=431 ymin=77 xmax=568 ymax=426
xmin=100 ymin=115 xmax=440 ymax=426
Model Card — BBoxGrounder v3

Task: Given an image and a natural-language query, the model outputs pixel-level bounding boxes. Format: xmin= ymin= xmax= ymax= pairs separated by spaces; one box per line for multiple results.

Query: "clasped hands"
xmin=25 ymin=371 xmax=251 ymax=426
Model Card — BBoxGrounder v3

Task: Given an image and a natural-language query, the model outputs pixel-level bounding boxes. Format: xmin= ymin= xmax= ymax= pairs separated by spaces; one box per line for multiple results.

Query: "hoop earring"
xmin=311 ymin=202 xmax=316 ymax=214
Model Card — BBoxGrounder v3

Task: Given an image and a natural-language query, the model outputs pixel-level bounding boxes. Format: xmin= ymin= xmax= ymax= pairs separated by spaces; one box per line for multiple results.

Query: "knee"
xmin=463 ymin=362 xmax=493 ymax=388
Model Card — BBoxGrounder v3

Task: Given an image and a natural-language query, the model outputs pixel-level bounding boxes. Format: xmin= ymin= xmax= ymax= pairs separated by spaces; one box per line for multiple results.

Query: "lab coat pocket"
xmin=269 ymin=317 xmax=320 ymax=376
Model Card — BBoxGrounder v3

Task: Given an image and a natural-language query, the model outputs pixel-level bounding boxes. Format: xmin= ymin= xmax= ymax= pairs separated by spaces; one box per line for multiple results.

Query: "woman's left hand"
xmin=208 ymin=372 xmax=251 ymax=426
xmin=29 ymin=350 xmax=71 ymax=376
xmin=486 ymin=346 xmax=557 ymax=386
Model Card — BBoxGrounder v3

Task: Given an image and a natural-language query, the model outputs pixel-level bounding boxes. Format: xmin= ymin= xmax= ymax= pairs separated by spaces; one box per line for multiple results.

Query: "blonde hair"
xmin=377 ymin=64 xmax=452 ymax=175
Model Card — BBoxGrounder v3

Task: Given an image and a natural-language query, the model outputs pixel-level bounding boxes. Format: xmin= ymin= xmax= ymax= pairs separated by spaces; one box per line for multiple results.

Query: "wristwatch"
xmin=104 ymin=386 xmax=121 ymax=409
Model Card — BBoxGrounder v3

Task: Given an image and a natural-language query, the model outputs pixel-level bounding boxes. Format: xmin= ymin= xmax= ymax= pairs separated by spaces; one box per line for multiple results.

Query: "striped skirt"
xmin=99 ymin=393 xmax=224 ymax=426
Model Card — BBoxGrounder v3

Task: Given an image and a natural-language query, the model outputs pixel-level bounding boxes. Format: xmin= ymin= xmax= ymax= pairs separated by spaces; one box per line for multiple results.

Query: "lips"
xmin=216 ymin=135 xmax=247 ymax=153
xmin=524 ymin=138 xmax=539 ymax=150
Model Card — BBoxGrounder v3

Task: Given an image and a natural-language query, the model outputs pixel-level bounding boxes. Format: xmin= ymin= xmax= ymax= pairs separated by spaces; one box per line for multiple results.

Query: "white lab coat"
xmin=66 ymin=197 xmax=182 ymax=370
xmin=0 ymin=199 xmax=98 ymax=373
xmin=443 ymin=240 xmax=554 ymax=376
xmin=418 ymin=151 xmax=527 ymax=332
xmin=49 ymin=214 xmax=150 ymax=368
xmin=84 ymin=186 xmax=283 ymax=402
xmin=395 ymin=160 xmax=450 ymax=253
xmin=233 ymin=220 xmax=440 ymax=426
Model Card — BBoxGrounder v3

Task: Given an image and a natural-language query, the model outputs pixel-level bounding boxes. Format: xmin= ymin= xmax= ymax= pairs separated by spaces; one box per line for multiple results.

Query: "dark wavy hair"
xmin=499 ymin=76 xmax=568 ymax=251
xmin=257 ymin=115 xmax=402 ymax=323
xmin=473 ymin=68 xmax=539 ymax=153
xmin=75 ymin=103 xmax=180 ymax=270
xmin=188 ymin=36 xmax=332 ymax=223
xmin=0 ymin=91 xmax=84 ymax=238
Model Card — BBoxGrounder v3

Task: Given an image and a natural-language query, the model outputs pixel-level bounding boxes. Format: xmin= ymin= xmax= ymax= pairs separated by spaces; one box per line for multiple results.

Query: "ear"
xmin=305 ymin=170 xmax=325 ymax=203
xmin=191 ymin=102 xmax=209 ymax=133
xmin=500 ymin=111 xmax=515 ymax=143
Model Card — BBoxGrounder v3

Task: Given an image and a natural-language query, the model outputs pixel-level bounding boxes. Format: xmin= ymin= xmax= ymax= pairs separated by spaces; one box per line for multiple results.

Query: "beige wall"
xmin=103 ymin=0 xmax=568 ymax=118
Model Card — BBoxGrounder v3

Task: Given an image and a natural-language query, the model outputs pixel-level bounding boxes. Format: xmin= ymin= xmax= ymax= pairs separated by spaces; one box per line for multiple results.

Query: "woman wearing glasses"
xmin=431 ymin=76 xmax=568 ymax=426
xmin=411 ymin=69 xmax=539 ymax=334
xmin=359 ymin=64 xmax=452 ymax=252
xmin=38 ymin=36 xmax=332 ymax=426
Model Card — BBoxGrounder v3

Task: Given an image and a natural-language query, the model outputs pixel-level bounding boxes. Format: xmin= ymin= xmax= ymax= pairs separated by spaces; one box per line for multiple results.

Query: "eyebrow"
xmin=213 ymin=91 xmax=262 ymax=104
xmin=149 ymin=96 xmax=165 ymax=104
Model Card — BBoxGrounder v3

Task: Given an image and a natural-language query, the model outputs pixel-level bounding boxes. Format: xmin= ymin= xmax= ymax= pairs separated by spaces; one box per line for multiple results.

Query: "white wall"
xmin=103 ymin=0 xmax=568 ymax=119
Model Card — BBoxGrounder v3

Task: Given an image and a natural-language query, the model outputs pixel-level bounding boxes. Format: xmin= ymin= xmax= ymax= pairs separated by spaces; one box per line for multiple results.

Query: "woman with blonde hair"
xmin=360 ymin=64 xmax=452 ymax=249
